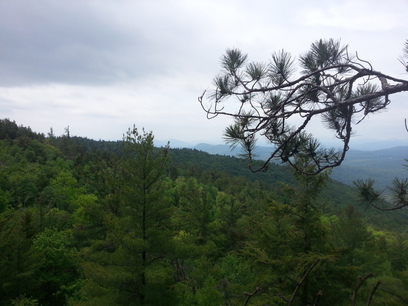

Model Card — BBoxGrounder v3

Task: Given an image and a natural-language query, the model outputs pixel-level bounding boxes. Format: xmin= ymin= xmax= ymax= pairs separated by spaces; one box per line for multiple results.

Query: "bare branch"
xmin=243 ymin=287 xmax=261 ymax=306
xmin=351 ymin=273 xmax=373 ymax=306
xmin=366 ymin=280 xmax=381 ymax=306
xmin=287 ymin=258 xmax=320 ymax=305
xmin=379 ymin=287 xmax=408 ymax=304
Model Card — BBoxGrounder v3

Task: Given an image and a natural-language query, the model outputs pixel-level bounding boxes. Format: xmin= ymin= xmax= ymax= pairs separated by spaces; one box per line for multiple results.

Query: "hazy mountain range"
xmin=158 ymin=138 xmax=407 ymax=151
xmin=156 ymin=139 xmax=407 ymax=191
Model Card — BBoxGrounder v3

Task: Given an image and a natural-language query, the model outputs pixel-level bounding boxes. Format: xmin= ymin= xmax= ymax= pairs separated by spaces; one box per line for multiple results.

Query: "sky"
xmin=1 ymin=0 xmax=408 ymax=149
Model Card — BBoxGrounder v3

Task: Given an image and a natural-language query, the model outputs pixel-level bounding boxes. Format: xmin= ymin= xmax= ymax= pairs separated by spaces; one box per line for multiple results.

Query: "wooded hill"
xmin=1 ymin=118 xmax=408 ymax=305
xmin=192 ymin=143 xmax=408 ymax=191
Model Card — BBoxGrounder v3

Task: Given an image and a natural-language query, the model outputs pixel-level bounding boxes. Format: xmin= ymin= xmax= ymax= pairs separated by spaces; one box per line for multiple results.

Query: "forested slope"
xmin=193 ymin=142 xmax=408 ymax=192
xmin=1 ymin=119 xmax=408 ymax=305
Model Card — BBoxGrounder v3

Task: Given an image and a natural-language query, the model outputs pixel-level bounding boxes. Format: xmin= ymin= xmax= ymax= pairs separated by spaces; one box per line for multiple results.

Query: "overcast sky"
xmin=1 ymin=0 xmax=407 ymax=149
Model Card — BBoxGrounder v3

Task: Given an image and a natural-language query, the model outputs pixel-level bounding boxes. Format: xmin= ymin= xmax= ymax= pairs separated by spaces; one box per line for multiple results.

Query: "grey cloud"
xmin=0 ymin=1 xmax=171 ymax=86
xmin=0 ymin=0 xmax=241 ymax=88
xmin=1 ymin=0 xmax=406 ymax=145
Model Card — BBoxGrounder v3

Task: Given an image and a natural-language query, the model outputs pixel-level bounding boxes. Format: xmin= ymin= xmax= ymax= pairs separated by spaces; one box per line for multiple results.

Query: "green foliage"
xmin=0 ymin=118 xmax=44 ymax=141
xmin=42 ymin=171 xmax=85 ymax=210
xmin=30 ymin=228 xmax=79 ymax=305
xmin=0 ymin=208 xmax=42 ymax=304
xmin=299 ymin=38 xmax=347 ymax=71
xmin=0 ymin=119 xmax=408 ymax=304
xmin=195 ymin=277 xmax=224 ymax=306
xmin=11 ymin=295 xmax=40 ymax=306
xmin=172 ymin=177 xmax=218 ymax=242
xmin=78 ymin=127 xmax=176 ymax=305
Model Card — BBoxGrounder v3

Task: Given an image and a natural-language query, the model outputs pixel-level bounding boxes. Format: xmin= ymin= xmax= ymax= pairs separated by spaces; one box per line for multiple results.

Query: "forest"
xmin=1 ymin=118 xmax=408 ymax=306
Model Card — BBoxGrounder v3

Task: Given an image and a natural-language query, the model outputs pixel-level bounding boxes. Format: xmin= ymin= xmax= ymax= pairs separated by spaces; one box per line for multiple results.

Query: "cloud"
xmin=301 ymin=0 xmax=408 ymax=31
xmin=0 ymin=0 xmax=407 ymax=145
xmin=0 ymin=1 xmax=175 ymax=86
xmin=0 ymin=0 xmax=304 ymax=87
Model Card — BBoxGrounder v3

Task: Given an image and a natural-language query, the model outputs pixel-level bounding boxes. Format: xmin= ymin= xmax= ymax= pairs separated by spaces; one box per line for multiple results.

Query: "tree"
xmin=79 ymin=127 xmax=175 ymax=305
xmin=0 ymin=208 xmax=42 ymax=304
xmin=29 ymin=228 xmax=79 ymax=305
xmin=353 ymin=177 xmax=408 ymax=211
xmin=235 ymin=161 xmax=334 ymax=305
xmin=350 ymin=40 xmax=408 ymax=211
xmin=398 ymin=39 xmax=408 ymax=72
xmin=199 ymin=39 xmax=408 ymax=175
xmin=172 ymin=177 xmax=218 ymax=244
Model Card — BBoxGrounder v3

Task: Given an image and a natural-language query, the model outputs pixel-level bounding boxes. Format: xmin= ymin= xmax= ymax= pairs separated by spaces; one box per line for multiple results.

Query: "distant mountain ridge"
xmin=331 ymin=146 xmax=408 ymax=190
xmin=157 ymin=138 xmax=407 ymax=151
xmin=167 ymin=142 xmax=407 ymax=190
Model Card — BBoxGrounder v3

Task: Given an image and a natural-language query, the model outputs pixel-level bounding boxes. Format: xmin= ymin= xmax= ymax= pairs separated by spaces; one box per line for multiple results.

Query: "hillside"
xmin=169 ymin=147 xmax=408 ymax=230
xmin=331 ymin=146 xmax=408 ymax=190
xmin=1 ymin=119 xmax=408 ymax=305
xmin=191 ymin=143 xmax=408 ymax=190
xmin=17 ymin=126 xmax=404 ymax=228
xmin=44 ymin=132 xmax=407 ymax=228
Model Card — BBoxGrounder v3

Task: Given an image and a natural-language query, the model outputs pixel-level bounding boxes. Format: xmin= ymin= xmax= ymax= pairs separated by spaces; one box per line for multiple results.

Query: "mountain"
xmin=168 ymin=147 xmax=408 ymax=230
xmin=188 ymin=143 xmax=408 ymax=190
xmin=155 ymin=139 xmax=195 ymax=148
xmin=331 ymin=146 xmax=408 ymax=190
xmin=343 ymin=139 xmax=408 ymax=151
xmin=1 ymin=116 xmax=406 ymax=230
xmin=194 ymin=143 xmax=238 ymax=156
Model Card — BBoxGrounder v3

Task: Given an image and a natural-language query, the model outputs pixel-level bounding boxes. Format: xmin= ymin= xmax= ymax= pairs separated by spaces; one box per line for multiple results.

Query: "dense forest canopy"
xmin=1 ymin=118 xmax=408 ymax=305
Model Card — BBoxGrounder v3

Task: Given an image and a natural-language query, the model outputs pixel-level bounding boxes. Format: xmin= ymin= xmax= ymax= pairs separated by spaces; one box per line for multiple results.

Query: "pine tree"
xmin=79 ymin=128 xmax=175 ymax=305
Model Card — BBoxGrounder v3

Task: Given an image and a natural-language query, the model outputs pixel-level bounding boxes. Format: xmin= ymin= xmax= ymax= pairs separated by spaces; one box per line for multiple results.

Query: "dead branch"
xmin=351 ymin=273 xmax=373 ymax=306
xmin=243 ymin=287 xmax=261 ymax=306
xmin=287 ymin=258 xmax=321 ymax=305
xmin=366 ymin=280 xmax=382 ymax=306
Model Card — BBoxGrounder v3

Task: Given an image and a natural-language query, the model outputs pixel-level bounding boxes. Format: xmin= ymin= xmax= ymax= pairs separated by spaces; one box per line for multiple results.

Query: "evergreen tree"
xmin=78 ymin=127 xmax=175 ymax=305
xmin=200 ymin=39 xmax=408 ymax=174
xmin=0 ymin=208 xmax=42 ymax=304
